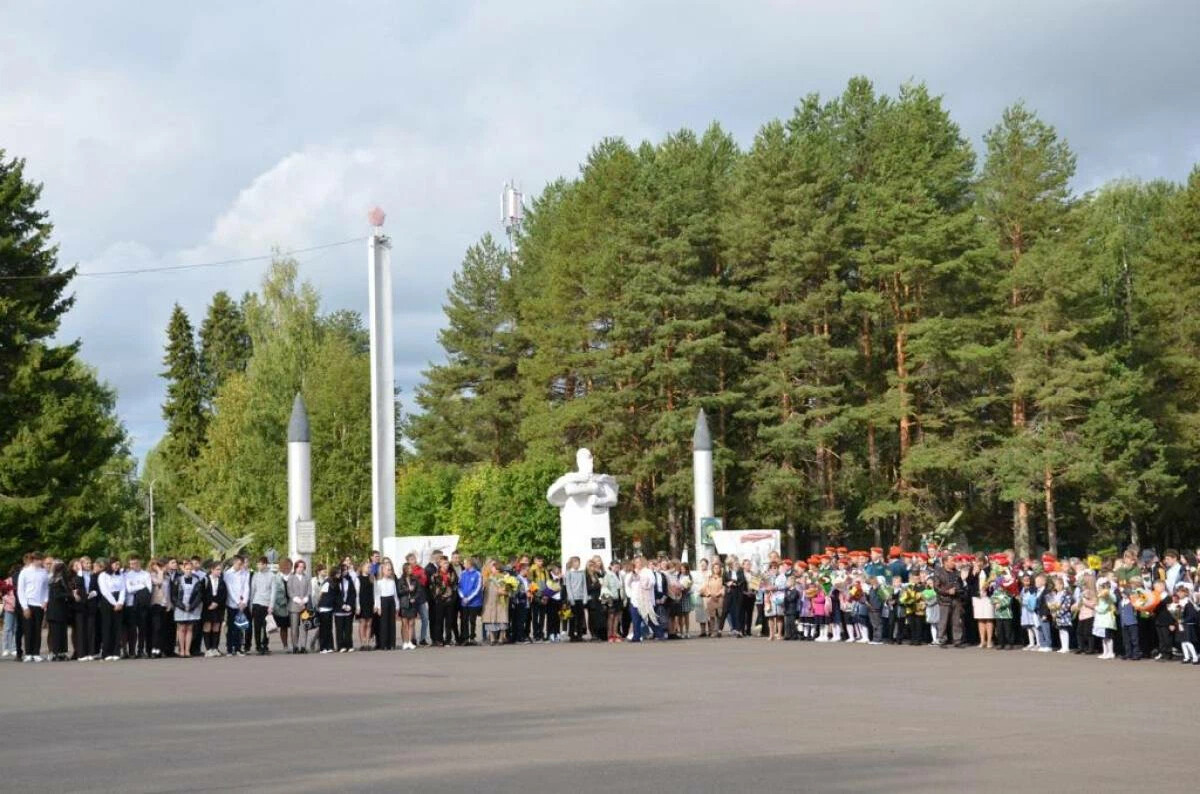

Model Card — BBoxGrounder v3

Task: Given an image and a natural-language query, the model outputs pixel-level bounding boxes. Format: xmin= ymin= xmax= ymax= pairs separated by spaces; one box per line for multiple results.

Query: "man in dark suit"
xmin=722 ymin=556 xmax=746 ymax=636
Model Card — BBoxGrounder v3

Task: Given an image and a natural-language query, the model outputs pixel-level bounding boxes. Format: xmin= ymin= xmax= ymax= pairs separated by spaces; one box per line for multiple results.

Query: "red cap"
xmin=888 ymin=546 xmax=902 ymax=558
xmin=917 ymin=553 xmax=929 ymax=562
xmin=781 ymin=559 xmax=793 ymax=566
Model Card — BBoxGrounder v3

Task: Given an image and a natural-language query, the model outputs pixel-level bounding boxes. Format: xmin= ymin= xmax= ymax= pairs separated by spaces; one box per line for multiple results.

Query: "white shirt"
xmin=373 ymin=576 xmax=397 ymax=610
xmin=16 ymin=565 xmax=49 ymax=609
xmin=99 ymin=571 xmax=126 ymax=607
xmin=223 ymin=568 xmax=250 ymax=608
xmin=123 ymin=569 xmax=151 ymax=605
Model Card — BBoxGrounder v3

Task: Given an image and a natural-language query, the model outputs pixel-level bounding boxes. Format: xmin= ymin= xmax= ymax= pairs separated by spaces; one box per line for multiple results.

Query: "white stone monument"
xmin=546 ymin=448 xmax=619 ymax=567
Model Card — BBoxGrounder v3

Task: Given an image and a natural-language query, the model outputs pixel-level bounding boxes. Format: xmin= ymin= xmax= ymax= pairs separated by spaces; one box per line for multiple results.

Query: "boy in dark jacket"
xmin=783 ymin=575 xmax=799 ymax=640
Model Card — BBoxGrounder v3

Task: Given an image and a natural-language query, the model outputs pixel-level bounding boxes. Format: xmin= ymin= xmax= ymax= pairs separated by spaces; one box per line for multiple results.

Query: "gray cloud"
xmin=3 ymin=1 xmax=1197 ymax=462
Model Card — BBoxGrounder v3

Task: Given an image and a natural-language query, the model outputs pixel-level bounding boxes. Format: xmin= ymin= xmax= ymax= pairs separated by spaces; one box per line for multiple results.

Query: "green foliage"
xmin=446 ymin=458 xmax=562 ymax=560
xmin=161 ymin=304 xmax=207 ymax=470
xmin=395 ymin=461 xmax=459 ymax=536
xmin=198 ymin=290 xmax=251 ymax=407
xmin=410 ymin=234 xmax=522 ymax=465
xmin=408 ymin=78 xmax=1200 ymax=556
xmin=0 ymin=151 xmax=138 ymax=565
xmin=185 ymin=259 xmax=375 ymax=561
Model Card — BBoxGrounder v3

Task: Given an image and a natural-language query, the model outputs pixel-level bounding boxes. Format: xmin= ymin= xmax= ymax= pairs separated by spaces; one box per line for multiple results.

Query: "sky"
xmin=2 ymin=1 xmax=1198 ymax=464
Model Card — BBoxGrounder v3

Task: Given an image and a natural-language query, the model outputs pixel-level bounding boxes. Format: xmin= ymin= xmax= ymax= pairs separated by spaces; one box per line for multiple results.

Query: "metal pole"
xmin=367 ymin=209 xmax=396 ymax=552
xmin=693 ymin=410 xmax=714 ymax=564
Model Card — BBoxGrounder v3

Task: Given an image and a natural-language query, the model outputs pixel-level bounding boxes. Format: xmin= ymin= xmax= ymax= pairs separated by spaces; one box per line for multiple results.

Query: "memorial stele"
xmin=546 ymin=448 xmax=619 ymax=567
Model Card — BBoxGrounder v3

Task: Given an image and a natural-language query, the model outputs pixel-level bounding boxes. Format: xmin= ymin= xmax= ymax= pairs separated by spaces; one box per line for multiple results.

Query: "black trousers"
xmin=73 ymin=607 xmax=96 ymax=658
xmin=377 ymin=596 xmax=396 ymax=649
xmin=1121 ymin=623 xmax=1141 ymax=659
xmin=252 ymin=604 xmax=271 ymax=650
xmin=226 ymin=606 xmax=249 ymax=652
xmin=430 ymin=600 xmax=450 ymax=644
xmin=995 ymin=617 xmax=1014 ymax=647
xmin=586 ymin=600 xmax=604 ymax=641
xmin=125 ymin=602 xmax=150 ymax=656
xmin=906 ymin=614 xmax=925 ymax=645
xmin=784 ymin=612 xmax=799 ymax=639
xmin=546 ymin=604 xmax=561 ymax=638
xmin=531 ymin=601 xmax=546 ymax=640
xmin=100 ymin=602 xmax=121 ymax=658
xmin=741 ymin=596 xmax=756 ymax=636
xmin=446 ymin=600 xmax=460 ymax=644
xmin=318 ymin=612 xmax=334 ymax=651
xmin=14 ymin=608 xmax=23 ymax=657
xmin=335 ymin=614 xmax=353 ymax=649
xmin=723 ymin=592 xmax=741 ymax=633
xmin=149 ymin=606 xmax=168 ymax=654
xmin=48 ymin=619 xmax=68 ymax=656
xmin=1076 ymin=617 xmax=1095 ymax=653
xmin=160 ymin=606 xmax=176 ymax=655
xmin=569 ymin=600 xmax=586 ymax=640
xmin=1156 ymin=624 xmax=1174 ymax=658
xmin=462 ymin=606 xmax=480 ymax=642
xmin=24 ymin=607 xmax=45 ymax=656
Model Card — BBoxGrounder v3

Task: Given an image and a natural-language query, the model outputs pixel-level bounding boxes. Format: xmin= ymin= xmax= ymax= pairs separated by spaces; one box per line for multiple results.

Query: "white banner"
xmin=710 ymin=530 xmax=780 ymax=573
xmin=382 ymin=535 xmax=459 ymax=567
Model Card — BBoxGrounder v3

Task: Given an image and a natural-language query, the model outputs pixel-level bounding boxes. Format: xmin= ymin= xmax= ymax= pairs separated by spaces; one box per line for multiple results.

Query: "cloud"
xmin=5 ymin=0 xmax=1199 ymax=465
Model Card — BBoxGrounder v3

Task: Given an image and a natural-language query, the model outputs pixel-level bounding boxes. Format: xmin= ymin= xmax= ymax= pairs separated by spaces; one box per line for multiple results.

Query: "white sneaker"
xmin=1057 ymin=648 xmax=1070 ymax=654
xmin=320 ymin=649 xmax=332 ymax=654
xmin=104 ymin=655 xmax=120 ymax=661
xmin=1037 ymin=647 xmax=1052 ymax=652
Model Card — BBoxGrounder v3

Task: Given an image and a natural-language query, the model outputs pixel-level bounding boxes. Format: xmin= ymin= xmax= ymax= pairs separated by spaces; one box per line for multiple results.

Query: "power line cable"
xmin=0 ymin=236 xmax=368 ymax=281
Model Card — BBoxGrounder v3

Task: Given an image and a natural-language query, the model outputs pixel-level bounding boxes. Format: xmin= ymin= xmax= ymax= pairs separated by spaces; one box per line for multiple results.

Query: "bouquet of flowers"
xmin=1129 ymin=589 xmax=1160 ymax=615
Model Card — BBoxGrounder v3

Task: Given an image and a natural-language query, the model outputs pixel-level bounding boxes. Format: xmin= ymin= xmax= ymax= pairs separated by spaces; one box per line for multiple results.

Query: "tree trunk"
xmin=667 ymin=497 xmax=679 ymax=558
xmin=867 ymin=421 xmax=881 ymax=547
xmin=1044 ymin=464 xmax=1057 ymax=556
xmin=785 ymin=517 xmax=797 ymax=560
xmin=896 ymin=323 xmax=912 ymax=549
xmin=1129 ymin=518 xmax=1139 ymax=551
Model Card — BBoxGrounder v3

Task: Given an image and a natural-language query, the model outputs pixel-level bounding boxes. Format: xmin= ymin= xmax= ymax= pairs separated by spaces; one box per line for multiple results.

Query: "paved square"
xmin=1 ymin=641 xmax=1190 ymax=792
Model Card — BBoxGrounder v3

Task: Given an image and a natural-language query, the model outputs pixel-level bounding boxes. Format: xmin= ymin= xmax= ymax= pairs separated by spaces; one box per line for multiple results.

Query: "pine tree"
xmin=410 ymin=234 xmax=522 ymax=465
xmin=198 ymin=290 xmax=251 ymax=410
xmin=730 ymin=95 xmax=854 ymax=557
xmin=851 ymin=83 xmax=980 ymax=548
xmin=161 ymin=304 xmax=208 ymax=468
xmin=977 ymin=103 xmax=1076 ymax=556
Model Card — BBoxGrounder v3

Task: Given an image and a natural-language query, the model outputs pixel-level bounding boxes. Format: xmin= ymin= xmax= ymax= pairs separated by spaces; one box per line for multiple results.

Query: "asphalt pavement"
xmin=1 ymin=638 xmax=1191 ymax=792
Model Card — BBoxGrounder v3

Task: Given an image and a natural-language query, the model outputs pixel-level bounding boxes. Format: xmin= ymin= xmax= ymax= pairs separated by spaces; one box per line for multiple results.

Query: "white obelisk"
xmin=367 ymin=207 xmax=395 ymax=552
xmin=287 ymin=392 xmax=312 ymax=567
xmin=693 ymin=408 xmax=715 ymax=565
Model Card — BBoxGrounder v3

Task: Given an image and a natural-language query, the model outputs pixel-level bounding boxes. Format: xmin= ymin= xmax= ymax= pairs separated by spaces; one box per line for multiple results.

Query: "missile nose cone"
xmin=692 ymin=408 xmax=712 ymax=451
xmin=288 ymin=393 xmax=310 ymax=442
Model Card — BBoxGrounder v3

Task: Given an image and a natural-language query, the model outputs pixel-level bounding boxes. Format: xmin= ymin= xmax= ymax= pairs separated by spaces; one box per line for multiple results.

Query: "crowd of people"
xmin=3 ymin=544 xmax=1198 ymax=666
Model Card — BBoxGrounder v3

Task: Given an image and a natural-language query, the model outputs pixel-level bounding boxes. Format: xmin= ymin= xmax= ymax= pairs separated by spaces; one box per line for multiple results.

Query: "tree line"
xmin=409 ymin=78 xmax=1200 ymax=560
xmin=7 ymin=76 xmax=1200 ymax=566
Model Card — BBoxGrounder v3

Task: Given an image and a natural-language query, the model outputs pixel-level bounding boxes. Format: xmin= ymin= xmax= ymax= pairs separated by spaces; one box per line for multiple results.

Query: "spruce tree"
xmin=161 ymin=304 xmax=207 ymax=468
xmin=0 ymin=151 xmax=133 ymax=559
xmin=198 ymin=290 xmax=251 ymax=409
